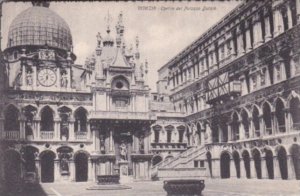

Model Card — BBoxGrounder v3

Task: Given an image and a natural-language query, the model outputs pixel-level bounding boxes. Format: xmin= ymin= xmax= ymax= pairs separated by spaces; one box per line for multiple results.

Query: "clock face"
xmin=38 ymin=68 xmax=57 ymax=87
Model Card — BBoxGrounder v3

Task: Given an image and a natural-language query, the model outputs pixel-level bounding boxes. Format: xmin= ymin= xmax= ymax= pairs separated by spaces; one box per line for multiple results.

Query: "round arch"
xmin=152 ymin=155 xmax=163 ymax=166
xmin=277 ymin=146 xmax=288 ymax=180
xmin=252 ymin=148 xmax=262 ymax=179
xmin=242 ymin=150 xmax=251 ymax=178
xmin=289 ymin=144 xmax=300 ymax=180
xmin=232 ymin=151 xmax=241 ymax=178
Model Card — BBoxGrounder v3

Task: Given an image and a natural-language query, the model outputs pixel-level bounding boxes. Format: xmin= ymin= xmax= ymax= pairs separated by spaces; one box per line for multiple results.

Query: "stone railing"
xmin=4 ymin=131 xmax=20 ymax=140
xmin=90 ymin=111 xmax=156 ymax=121
xmin=75 ymin=132 xmax=87 ymax=140
xmin=40 ymin=131 xmax=54 ymax=140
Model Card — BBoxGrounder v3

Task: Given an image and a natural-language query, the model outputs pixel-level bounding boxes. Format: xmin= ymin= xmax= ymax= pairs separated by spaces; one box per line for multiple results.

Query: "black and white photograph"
xmin=0 ymin=0 xmax=300 ymax=195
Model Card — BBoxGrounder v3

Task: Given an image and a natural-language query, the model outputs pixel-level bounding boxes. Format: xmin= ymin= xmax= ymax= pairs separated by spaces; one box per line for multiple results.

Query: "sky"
xmin=1 ymin=1 xmax=241 ymax=91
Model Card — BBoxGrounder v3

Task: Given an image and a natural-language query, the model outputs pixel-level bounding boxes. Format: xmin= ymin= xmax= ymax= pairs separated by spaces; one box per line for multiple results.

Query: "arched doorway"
xmin=75 ymin=152 xmax=88 ymax=182
xmin=22 ymin=146 xmax=38 ymax=173
xmin=206 ymin=152 xmax=212 ymax=177
xmin=242 ymin=150 xmax=251 ymax=178
xmin=275 ymin=99 xmax=286 ymax=133
xmin=231 ymin=113 xmax=239 ymax=141
xmin=232 ymin=151 xmax=240 ymax=178
xmin=4 ymin=150 xmax=21 ymax=189
xmin=263 ymin=103 xmax=272 ymax=135
xmin=152 ymin=155 xmax=163 ymax=166
xmin=252 ymin=106 xmax=260 ymax=137
xmin=290 ymin=144 xmax=300 ymax=180
xmin=252 ymin=149 xmax=262 ymax=179
xmin=278 ymin=147 xmax=288 ymax=180
xmin=40 ymin=151 xmax=55 ymax=183
xmin=220 ymin=152 xmax=230 ymax=179
xmin=290 ymin=97 xmax=300 ymax=130
xmin=265 ymin=149 xmax=274 ymax=179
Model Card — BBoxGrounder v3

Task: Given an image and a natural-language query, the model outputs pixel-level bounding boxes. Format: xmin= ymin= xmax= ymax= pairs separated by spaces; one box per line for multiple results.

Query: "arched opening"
xmin=22 ymin=146 xmax=38 ymax=173
xmin=263 ymin=103 xmax=272 ymax=135
xmin=206 ymin=152 xmax=213 ymax=177
xmin=252 ymin=106 xmax=260 ymax=137
xmin=153 ymin=125 xmax=161 ymax=143
xmin=290 ymin=144 xmax=300 ymax=180
xmin=277 ymin=147 xmax=288 ymax=180
xmin=165 ymin=125 xmax=174 ymax=143
xmin=275 ymin=99 xmax=286 ymax=133
xmin=40 ymin=151 xmax=55 ymax=183
xmin=40 ymin=106 xmax=54 ymax=139
xmin=177 ymin=126 xmax=185 ymax=143
xmin=74 ymin=107 xmax=87 ymax=140
xmin=75 ymin=152 xmax=88 ymax=182
xmin=265 ymin=149 xmax=274 ymax=179
xmin=58 ymin=106 xmax=72 ymax=141
xmin=231 ymin=113 xmax=239 ymax=141
xmin=220 ymin=117 xmax=228 ymax=142
xmin=4 ymin=150 xmax=21 ymax=189
xmin=290 ymin=97 xmax=300 ymax=131
xmin=152 ymin=155 xmax=163 ymax=166
xmin=242 ymin=150 xmax=251 ymax=178
xmin=23 ymin=105 xmax=37 ymax=140
xmin=252 ymin=149 xmax=262 ymax=179
xmin=4 ymin=105 xmax=20 ymax=131
xmin=241 ymin=110 xmax=250 ymax=138
xmin=220 ymin=152 xmax=230 ymax=178
xmin=232 ymin=151 xmax=240 ymax=178
xmin=281 ymin=7 xmax=289 ymax=31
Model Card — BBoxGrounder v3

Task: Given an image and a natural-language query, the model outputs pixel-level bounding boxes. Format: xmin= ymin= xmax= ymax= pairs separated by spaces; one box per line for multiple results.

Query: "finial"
xmin=105 ymin=10 xmax=112 ymax=34
xmin=96 ymin=32 xmax=102 ymax=46
xmin=135 ymin=36 xmax=139 ymax=48
xmin=118 ymin=11 xmax=123 ymax=26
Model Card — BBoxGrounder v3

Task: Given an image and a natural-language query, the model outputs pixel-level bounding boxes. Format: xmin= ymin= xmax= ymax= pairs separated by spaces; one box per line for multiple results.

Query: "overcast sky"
xmin=2 ymin=1 xmax=240 ymax=91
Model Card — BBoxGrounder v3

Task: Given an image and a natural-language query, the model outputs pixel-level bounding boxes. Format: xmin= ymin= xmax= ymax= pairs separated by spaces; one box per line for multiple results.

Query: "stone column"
xmin=144 ymin=130 xmax=150 ymax=154
xmin=54 ymin=118 xmax=61 ymax=140
xmin=264 ymin=9 xmax=273 ymax=41
xmin=109 ymin=129 xmax=113 ymax=153
xmin=237 ymin=27 xmax=245 ymax=56
xmin=20 ymin=119 xmax=25 ymax=140
xmin=259 ymin=115 xmax=264 ymax=136
xmin=253 ymin=14 xmax=263 ymax=47
xmin=287 ymin=5 xmax=293 ymax=29
xmin=284 ymin=108 xmax=290 ymax=133
xmin=227 ymin=123 xmax=232 ymax=141
xmin=54 ymin=159 xmax=60 ymax=182
xmin=250 ymin=158 xmax=257 ymax=179
xmin=238 ymin=120 xmax=244 ymax=140
xmin=248 ymin=117 xmax=254 ymax=138
xmin=273 ymin=156 xmax=282 ymax=179
xmin=230 ymin=159 xmax=237 ymax=179
xmin=273 ymin=8 xmax=284 ymax=36
xmin=22 ymin=64 xmax=26 ymax=87
xmin=0 ymin=117 xmax=4 ymax=139
xmin=69 ymin=159 xmax=75 ymax=182
xmin=56 ymin=68 xmax=61 ymax=89
xmin=88 ymin=158 xmax=94 ymax=181
xmin=260 ymin=157 xmax=268 ymax=179
xmin=69 ymin=118 xmax=75 ymax=141
xmin=35 ymin=159 xmax=41 ymax=183
xmin=245 ymin=24 xmax=252 ymax=52
xmin=271 ymin=111 xmax=276 ymax=136
xmin=240 ymin=158 xmax=247 ymax=178
xmin=287 ymin=155 xmax=296 ymax=179
xmin=32 ymin=66 xmax=37 ymax=90
xmin=87 ymin=122 xmax=91 ymax=140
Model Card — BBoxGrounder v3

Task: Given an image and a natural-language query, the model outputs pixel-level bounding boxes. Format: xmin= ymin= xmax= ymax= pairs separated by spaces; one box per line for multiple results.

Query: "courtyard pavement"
xmin=2 ymin=179 xmax=300 ymax=196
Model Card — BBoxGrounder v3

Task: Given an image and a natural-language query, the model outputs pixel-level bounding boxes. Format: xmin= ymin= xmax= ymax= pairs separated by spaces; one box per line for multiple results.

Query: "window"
xmin=194 ymin=161 xmax=199 ymax=168
xmin=200 ymin=160 xmax=205 ymax=167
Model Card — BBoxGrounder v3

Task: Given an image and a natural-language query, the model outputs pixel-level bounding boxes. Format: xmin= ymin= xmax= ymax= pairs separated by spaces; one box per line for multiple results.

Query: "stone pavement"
xmin=2 ymin=179 xmax=300 ymax=196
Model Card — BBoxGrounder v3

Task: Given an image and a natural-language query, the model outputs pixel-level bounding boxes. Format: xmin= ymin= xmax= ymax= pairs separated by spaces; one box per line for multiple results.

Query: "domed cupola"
xmin=5 ymin=2 xmax=73 ymax=53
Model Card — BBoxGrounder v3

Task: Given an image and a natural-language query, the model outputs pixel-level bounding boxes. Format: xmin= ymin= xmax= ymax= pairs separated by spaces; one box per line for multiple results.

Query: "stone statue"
xmin=26 ymin=71 xmax=33 ymax=86
xmin=61 ymin=72 xmax=68 ymax=88
xmin=120 ymin=142 xmax=127 ymax=161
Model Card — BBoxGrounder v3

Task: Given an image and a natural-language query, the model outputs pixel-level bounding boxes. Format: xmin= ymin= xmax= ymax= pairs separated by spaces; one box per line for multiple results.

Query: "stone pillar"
xmin=245 ymin=25 xmax=252 ymax=52
xmin=20 ymin=119 xmax=25 ymax=140
xmin=230 ymin=159 xmax=237 ymax=179
xmin=54 ymin=118 xmax=61 ymax=140
xmin=35 ymin=159 xmax=41 ymax=183
xmin=287 ymin=155 xmax=296 ymax=179
xmin=271 ymin=111 xmax=276 ymax=136
xmin=273 ymin=8 xmax=284 ymax=36
xmin=237 ymin=27 xmax=245 ymax=56
xmin=285 ymin=108 xmax=290 ymax=133
xmin=32 ymin=66 xmax=37 ymax=89
xmin=273 ymin=156 xmax=282 ymax=179
xmin=109 ymin=129 xmax=113 ymax=153
xmin=240 ymin=158 xmax=247 ymax=178
xmin=69 ymin=159 xmax=75 ymax=182
xmin=144 ymin=130 xmax=150 ymax=154
xmin=0 ymin=117 xmax=4 ymax=139
xmin=36 ymin=119 xmax=40 ymax=139
xmin=250 ymin=158 xmax=257 ymax=179
xmin=88 ymin=158 xmax=94 ymax=181
xmin=253 ymin=14 xmax=263 ymax=47
xmin=54 ymin=159 xmax=60 ymax=182
xmin=287 ymin=5 xmax=293 ymax=29
xmin=264 ymin=9 xmax=273 ymax=41
xmin=22 ymin=65 xmax=26 ymax=86
xmin=87 ymin=122 xmax=91 ymax=140
xmin=69 ymin=118 xmax=75 ymax=141
xmin=227 ymin=123 xmax=232 ymax=141
xmin=56 ymin=68 xmax=61 ymax=89
xmin=260 ymin=157 xmax=268 ymax=179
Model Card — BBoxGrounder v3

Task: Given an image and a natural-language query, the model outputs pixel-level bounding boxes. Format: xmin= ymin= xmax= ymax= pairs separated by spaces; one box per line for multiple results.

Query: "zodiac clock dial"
xmin=37 ymin=68 xmax=57 ymax=87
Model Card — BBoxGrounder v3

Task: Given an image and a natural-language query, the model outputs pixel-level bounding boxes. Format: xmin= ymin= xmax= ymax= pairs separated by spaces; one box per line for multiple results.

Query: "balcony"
xmin=40 ymin=131 xmax=54 ymax=140
xmin=90 ymin=111 xmax=156 ymax=121
xmin=4 ymin=131 xmax=20 ymax=140
xmin=75 ymin=131 xmax=87 ymax=140
xmin=206 ymin=81 xmax=241 ymax=104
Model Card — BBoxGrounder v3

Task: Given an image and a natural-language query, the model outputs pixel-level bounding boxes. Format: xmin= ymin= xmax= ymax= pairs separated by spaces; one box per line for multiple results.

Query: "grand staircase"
xmin=151 ymin=146 xmax=207 ymax=180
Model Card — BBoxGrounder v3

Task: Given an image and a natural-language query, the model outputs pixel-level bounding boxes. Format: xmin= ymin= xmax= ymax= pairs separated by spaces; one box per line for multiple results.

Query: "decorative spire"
xmin=104 ymin=10 xmax=112 ymax=34
xmin=135 ymin=36 xmax=140 ymax=59
xmin=96 ymin=32 xmax=102 ymax=47
xmin=32 ymin=1 xmax=50 ymax=8
xmin=116 ymin=11 xmax=124 ymax=48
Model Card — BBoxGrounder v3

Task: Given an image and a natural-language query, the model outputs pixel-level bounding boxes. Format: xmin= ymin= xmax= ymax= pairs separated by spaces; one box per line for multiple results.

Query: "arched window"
xmin=275 ymin=99 xmax=286 ymax=133
xmin=177 ymin=126 xmax=185 ymax=143
xmin=41 ymin=106 xmax=54 ymax=132
xmin=241 ymin=110 xmax=249 ymax=138
xmin=74 ymin=108 xmax=87 ymax=132
xmin=263 ymin=103 xmax=272 ymax=135
xmin=231 ymin=113 xmax=239 ymax=141
xmin=153 ymin=125 xmax=161 ymax=143
xmin=165 ymin=125 xmax=174 ymax=143
xmin=290 ymin=97 xmax=300 ymax=130
xmin=4 ymin=105 xmax=19 ymax=131
xmin=252 ymin=106 xmax=260 ymax=137
xmin=281 ymin=7 xmax=289 ymax=31
xmin=23 ymin=105 xmax=37 ymax=139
